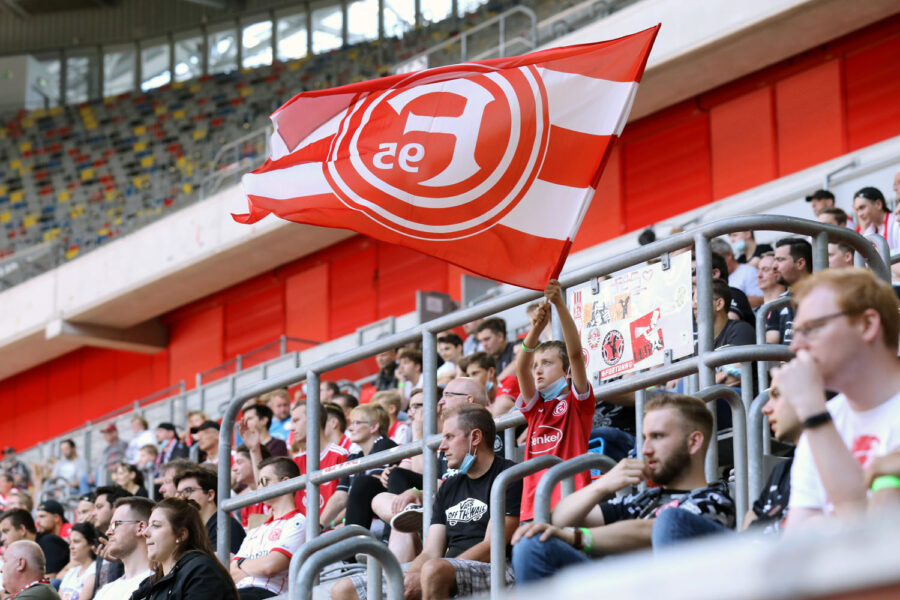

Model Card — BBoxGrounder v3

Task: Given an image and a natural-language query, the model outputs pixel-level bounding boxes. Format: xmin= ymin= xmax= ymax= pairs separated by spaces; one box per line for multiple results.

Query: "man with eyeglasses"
xmin=230 ymin=456 xmax=306 ymax=599
xmin=89 ymin=485 xmax=130 ymax=592
xmin=93 ymin=497 xmax=154 ymax=600
xmin=772 ymin=268 xmax=900 ymax=527
xmin=175 ymin=467 xmax=245 ymax=555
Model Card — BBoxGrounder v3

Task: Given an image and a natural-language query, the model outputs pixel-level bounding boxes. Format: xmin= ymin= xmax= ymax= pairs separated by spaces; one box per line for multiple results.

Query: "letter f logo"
xmin=387 ymin=79 xmax=493 ymax=187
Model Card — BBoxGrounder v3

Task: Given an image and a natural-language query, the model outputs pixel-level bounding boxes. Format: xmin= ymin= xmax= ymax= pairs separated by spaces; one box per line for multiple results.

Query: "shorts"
xmin=349 ymin=558 xmax=514 ymax=599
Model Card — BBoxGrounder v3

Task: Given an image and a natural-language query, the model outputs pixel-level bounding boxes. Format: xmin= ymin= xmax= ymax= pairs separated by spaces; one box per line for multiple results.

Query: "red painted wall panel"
xmin=224 ymin=283 xmax=285 ymax=358
xmin=285 ymin=263 xmax=330 ymax=346
xmin=710 ymin=87 xmax=778 ymax=199
xmin=774 ymin=60 xmax=845 ymax=175
xmin=376 ymin=243 xmax=448 ymax=319
xmin=168 ymin=306 xmax=224 ymax=388
xmin=328 ymin=242 xmax=377 ymax=338
xmin=844 ymin=34 xmax=900 ymax=150
xmin=622 ymin=112 xmax=712 ymax=230
xmin=573 ymin=145 xmax=623 ymax=252
xmin=7 ymin=16 xmax=900 ymax=452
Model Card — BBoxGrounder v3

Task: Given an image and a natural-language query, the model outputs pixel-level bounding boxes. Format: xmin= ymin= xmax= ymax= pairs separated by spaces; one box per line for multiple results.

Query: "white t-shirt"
xmin=235 ymin=509 xmax=307 ymax=594
xmin=60 ymin=562 xmax=97 ymax=600
xmin=861 ymin=212 xmax=900 ymax=250
xmin=92 ymin=568 xmax=152 ymax=600
xmin=729 ymin=262 xmax=763 ymax=297
xmin=789 ymin=391 xmax=900 ymax=513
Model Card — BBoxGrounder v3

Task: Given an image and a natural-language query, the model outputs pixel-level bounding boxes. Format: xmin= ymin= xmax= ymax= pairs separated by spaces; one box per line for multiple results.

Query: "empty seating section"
xmin=0 ymin=0 xmax=611 ymax=272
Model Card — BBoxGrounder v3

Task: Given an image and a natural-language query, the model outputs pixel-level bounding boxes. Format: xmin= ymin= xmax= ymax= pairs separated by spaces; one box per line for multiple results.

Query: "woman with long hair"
xmin=115 ymin=462 xmax=149 ymax=497
xmin=130 ymin=497 xmax=238 ymax=600
xmin=59 ymin=522 xmax=98 ymax=600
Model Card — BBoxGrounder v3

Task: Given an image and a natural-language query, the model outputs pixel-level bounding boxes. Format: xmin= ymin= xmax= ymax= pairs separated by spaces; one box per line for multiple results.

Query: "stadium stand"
xmin=2 ymin=1 xmax=900 ymax=599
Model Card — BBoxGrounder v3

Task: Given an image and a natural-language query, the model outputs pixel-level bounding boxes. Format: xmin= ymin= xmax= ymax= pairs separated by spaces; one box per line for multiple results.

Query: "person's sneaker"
xmin=390 ymin=504 xmax=424 ymax=533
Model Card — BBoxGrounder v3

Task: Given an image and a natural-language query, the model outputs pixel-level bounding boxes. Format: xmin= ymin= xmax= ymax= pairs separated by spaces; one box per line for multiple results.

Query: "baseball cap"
xmin=805 ymin=189 xmax=834 ymax=202
xmin=190 ymin=420 xmax=220 ymax=434
xmin=156 ymin=422 xmax=177 ymax=433
xmin=37 ymin=500 xmax=67 ymax=521
xmin=2 ymin=447 xmax=15 ymax=454
xmin=101 ymin=423 xmax=117 ymax=433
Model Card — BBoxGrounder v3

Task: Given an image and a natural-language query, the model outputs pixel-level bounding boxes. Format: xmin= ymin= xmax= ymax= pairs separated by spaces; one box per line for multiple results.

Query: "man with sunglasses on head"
xmin=93 ymin=497 xmax=154 ymax=600
xmin=175 ymin=467 xmax=245 ymax=555
xmin=773 ymin=268 xmax=900 ymax=527
xmin=230 ymin=456 xmax=306 ymax=600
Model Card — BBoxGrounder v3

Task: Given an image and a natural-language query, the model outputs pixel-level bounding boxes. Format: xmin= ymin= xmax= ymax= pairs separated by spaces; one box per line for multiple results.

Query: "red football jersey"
xmin=293 ymin=443 xmax=350 ymax=516
xmin=496 ymin=375 xmax=520 ymax=403
xmin=516 ymin=384 xmax=594 ymax=521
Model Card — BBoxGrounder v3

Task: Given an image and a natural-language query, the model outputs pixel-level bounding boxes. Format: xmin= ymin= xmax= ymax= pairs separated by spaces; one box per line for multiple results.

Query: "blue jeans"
xmin=651 ymin=508 xmax=732 ymax=550
xmin=512 ymin=534 xmax=591 ymax=583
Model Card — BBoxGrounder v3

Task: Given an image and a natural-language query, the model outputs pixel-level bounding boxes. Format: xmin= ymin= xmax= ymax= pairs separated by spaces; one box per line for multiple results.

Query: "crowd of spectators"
xmin=0 ymin=180 xmax=899 ymax=599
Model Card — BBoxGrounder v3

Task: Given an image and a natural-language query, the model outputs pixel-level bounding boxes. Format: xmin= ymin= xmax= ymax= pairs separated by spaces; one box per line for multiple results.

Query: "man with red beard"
xmin=773 ymin=268 xmax=900 ymax=524
xmin=511 ymin=394 xmax=734 ymax=582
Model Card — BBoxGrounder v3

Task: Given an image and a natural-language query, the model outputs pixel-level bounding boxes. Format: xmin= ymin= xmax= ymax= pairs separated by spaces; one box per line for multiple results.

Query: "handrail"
xmin=693 ymin=385 xmax=748 ymax=529
xmin=392 ymin=6 xmax=537 ymax=73
xmin=754 ymin=296 xmax=792 ymax=391
xmin=533 ymin=454 xmax=616 ymax=524
xmin=489 ymin=455 xmax=562 ymax=600
xmin=747 ymin=389 xmax=770 ymax=503
xmin=201 ymin=126 xmax=270 ymax=199
xmin=215 ymin=215 xmax=877 ymax=560
xmin=294 ymin=534 xmax=404 ymax=600
xmin=288 ymin=525 xmax=372 ymax=600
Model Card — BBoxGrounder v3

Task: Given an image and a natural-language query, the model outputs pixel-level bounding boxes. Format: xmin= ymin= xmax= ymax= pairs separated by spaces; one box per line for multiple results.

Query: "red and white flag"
xmin=236 ymin=26 xmax=659 ymax=290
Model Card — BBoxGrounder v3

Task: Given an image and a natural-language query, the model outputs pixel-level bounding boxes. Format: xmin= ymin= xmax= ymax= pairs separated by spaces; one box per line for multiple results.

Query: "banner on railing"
xmin=567 ymin=252 xmax=693 ymax=381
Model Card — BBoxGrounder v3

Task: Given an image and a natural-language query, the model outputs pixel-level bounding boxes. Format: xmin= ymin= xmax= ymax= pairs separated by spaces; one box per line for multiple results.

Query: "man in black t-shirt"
xmin=476 ymin=318 xmax=517 ymax=379
xmin=710 ymin=279 xmax=755 ymax=389
xmin=0 ymin=508 xmax=69 ymax=578
xmin=766 ymin=238 xmax=812 ymax=345
xmin=511 ymin=394 xmax=734 ymax=583
xmin=331 ymin=405 xmax=522 ymax=600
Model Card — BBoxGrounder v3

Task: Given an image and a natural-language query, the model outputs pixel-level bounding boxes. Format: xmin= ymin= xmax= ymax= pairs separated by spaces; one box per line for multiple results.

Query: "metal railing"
xmin=392 ymin=6 xmax=537 ymax=74
xmin=0 ymin=240 xmax=61 ymax=291
xmin=200 ymin=126 xmax=271 ymax=200
xmin=533 ymin=454 xmax=616 ymax=523
xmin=215 ymin=214 xmax=890 ymax=586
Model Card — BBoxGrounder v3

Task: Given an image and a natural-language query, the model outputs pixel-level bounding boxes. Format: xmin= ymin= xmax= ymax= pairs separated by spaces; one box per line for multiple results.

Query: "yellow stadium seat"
xmin=241 ymin=87 xmax=253 ymax=97
xmin=193 ymin=129 xmax=207 ymax=140
xmin=98 ymin=227 xmax=109 ymax=236
xmin=155 ymin=106 xmax=167 ymax=115
xmin=133 ymin=125 xmax=147 ymax=135
xmin=189 ymin=84 xmax=201 ymax=93
xmin=58 ymin=190 xmax=70 ymax=202
xmin=141 ymin=156 xmax=155 ymax=168
xmin=9 ymin=159 xmax=20 ymax=169
xmin=133 ymin=141 xmax=148 ymax=152
xmin=81 ymin=168 xmax=94 ymax=181
xmin=183 ymin=183 xmax=193 ymax=194
xmin=114 ymin=216 xmax=122 ymax=225
xmin=65 ymin=248 xmax=79 ymax=260
xmin=172 ymin=81 xmax=184 ymax=89
xmin=173 ymin=109 xmax=187 ymax=119
xmin=23 ymin=214 xmax=38 ymax=228
xmin=10 ymin=190 xmax=24 ymax=204
xmin=19 ymin=141 xmax=32 ymax=152
xmin=70 ymin=205 xmax=85 ymax=218
xmin=50 ymin=106 xmax=63 ymax=116
xmin=21 ymin=118 xmax=34 ymax=128
xmin=43 ymin=228 xmax=60 ymax=242
xmin=0 ymin=212 xmax=10 ymax=223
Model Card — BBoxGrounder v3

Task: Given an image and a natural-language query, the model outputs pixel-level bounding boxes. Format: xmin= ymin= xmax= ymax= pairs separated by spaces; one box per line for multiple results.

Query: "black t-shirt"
xmin=206 ymin=513 xmax=247 ymax=555
xmin=593 ymin=401 xmax=635 ymax=435
xmin=600 ymin=481 xmax=735 ymax=529
xmin=765 ymin=292 xmax=794 ymax=345
xmin=728 ymin=287 xmax=755 ymax=326
xmin=495 ymin=341 xmax=516 ymax=374
xmin=35 ymin=532 xmax=69 ymax=574
xmin=737 ymin=243 xmax=773 ymax=264
xmin=431 ymin=455 xmax=522 ymax=558
xmin=714 ymin=319 xmax=755 ymax=349
xmin=337 ymin=436 xmax=398 ymax=491
xmin=749 ymin=454 xmax=792 ymax=535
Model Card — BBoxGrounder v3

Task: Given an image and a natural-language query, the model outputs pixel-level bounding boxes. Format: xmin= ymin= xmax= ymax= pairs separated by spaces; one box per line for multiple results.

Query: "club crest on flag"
xmin=324 ymin=64 xmax=549 ymax=240
xmin=237 ymin=25 xmax=660 ymax=290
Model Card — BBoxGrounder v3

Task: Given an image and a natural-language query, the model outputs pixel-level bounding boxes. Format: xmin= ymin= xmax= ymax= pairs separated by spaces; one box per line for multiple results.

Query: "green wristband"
xmin=579 ymin=527 xmax=593 ymax=554
xmin=521 ymin=341 xmax=536 ymax=353
xmin=871 ymin=475 xmax=900 ymax=492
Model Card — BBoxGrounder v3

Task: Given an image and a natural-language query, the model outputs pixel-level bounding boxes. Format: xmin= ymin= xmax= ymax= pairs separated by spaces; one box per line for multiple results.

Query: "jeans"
xmin=651 ymin=508 xmax=732 ymax=550
xmin=511 ymin=534 xmax=590 ymax=583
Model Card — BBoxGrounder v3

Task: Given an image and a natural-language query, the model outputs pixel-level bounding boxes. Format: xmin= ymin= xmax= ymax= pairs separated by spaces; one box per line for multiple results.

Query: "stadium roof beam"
xmin=44 ymin=318 xmax=168 ymax=354
xmin=0 ymin=0 xmax=28 ymax=19
xmin=180 ymin=0 xmax=244 ymax=10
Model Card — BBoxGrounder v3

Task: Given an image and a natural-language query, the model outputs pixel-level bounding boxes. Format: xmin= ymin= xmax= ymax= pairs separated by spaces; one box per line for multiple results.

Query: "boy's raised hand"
xmin=544 ymin=279 xmax=565 ymax=307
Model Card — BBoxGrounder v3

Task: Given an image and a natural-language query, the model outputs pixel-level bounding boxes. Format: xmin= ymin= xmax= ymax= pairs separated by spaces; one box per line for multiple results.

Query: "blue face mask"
xmin=486 ymin=381 xmax=494 ymax=393
xmin=457 ymin=434 xmax=477 ymax=475
xmin=540 ymin=377 xmax=568 ymax=401
xmin=732 ymin=239 xmax=747 ymax=255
